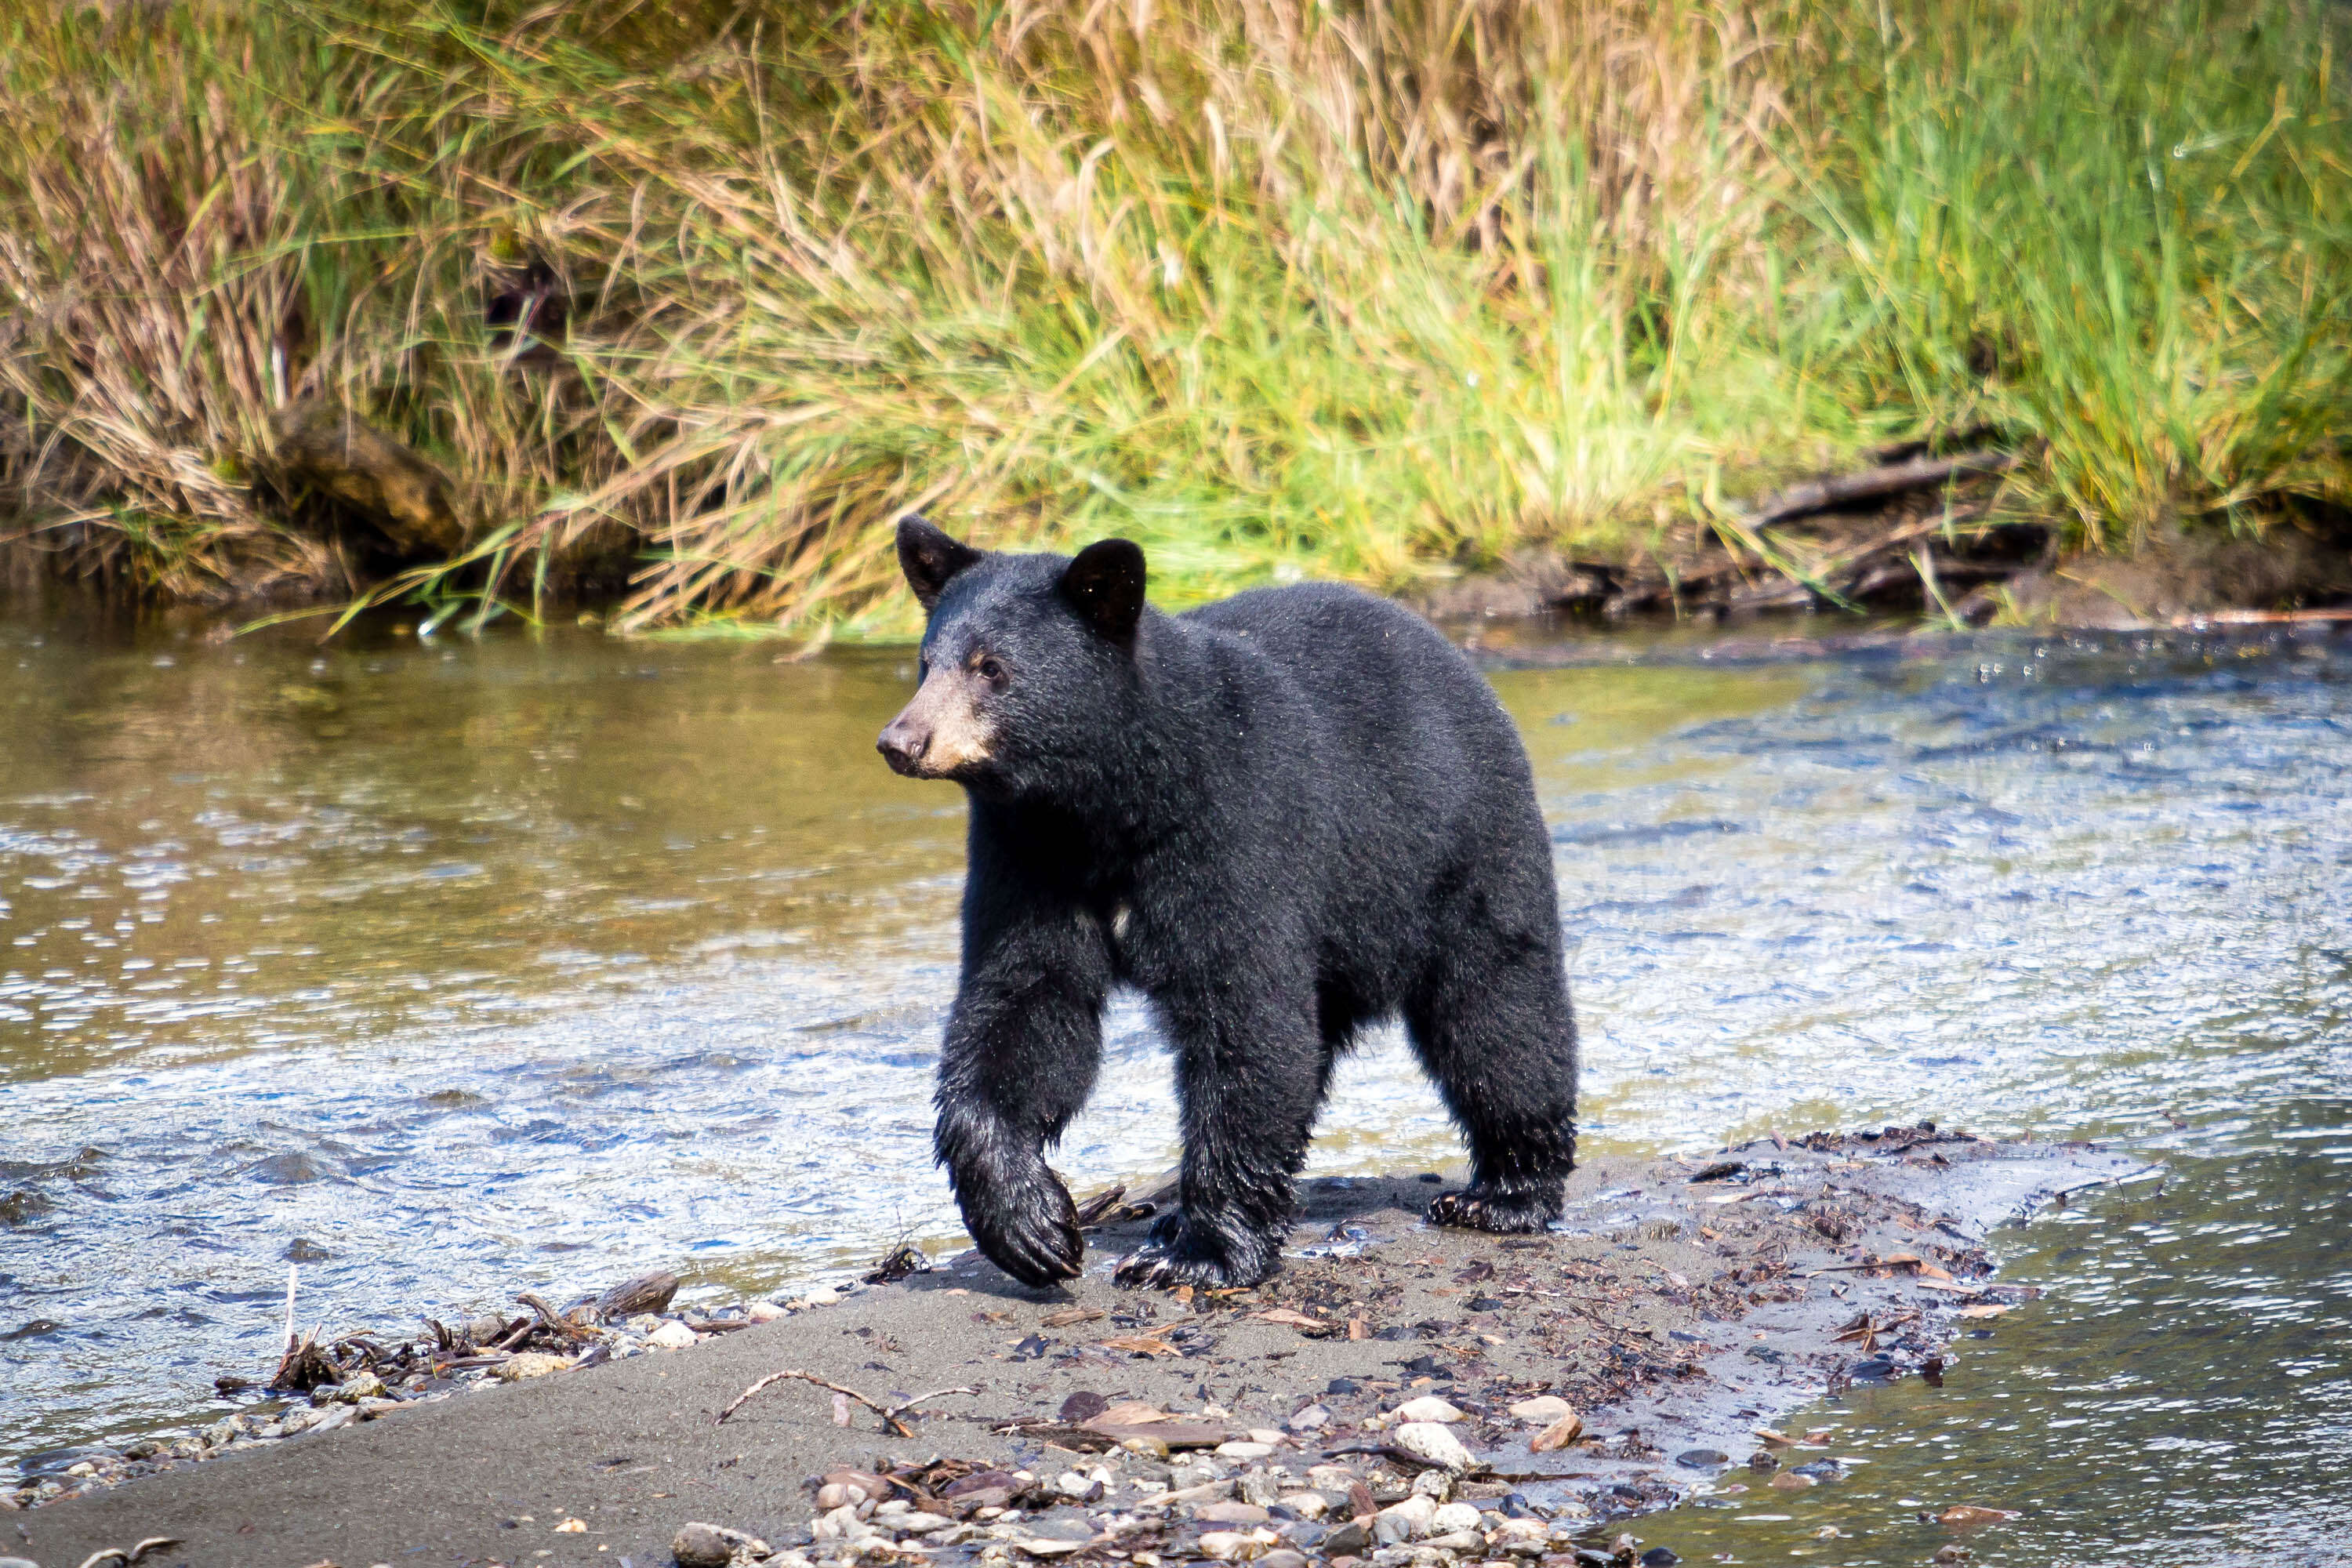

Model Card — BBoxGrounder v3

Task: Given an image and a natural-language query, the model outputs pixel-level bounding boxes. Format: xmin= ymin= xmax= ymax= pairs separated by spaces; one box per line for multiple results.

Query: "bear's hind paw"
xmin=1427 ymin=1186 xmax=1560 ymax=1234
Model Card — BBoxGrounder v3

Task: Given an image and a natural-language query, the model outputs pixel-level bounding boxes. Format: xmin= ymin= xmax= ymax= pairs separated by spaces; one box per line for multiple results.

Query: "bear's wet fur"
xmin=879 ymin=517 xmax=1578 ymax=1289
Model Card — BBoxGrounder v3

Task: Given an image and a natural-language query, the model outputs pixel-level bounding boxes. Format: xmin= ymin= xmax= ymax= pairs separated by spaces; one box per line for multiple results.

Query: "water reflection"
xmin=3 ymin=601 xmax=2348 ymax=1561
xmin=1633 ymin=1087 xmax=2352 ymax=1564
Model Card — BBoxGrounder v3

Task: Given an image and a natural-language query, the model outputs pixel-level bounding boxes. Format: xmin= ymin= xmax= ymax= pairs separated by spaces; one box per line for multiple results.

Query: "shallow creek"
xmin=2 ymin=601 xmax=2346 ymax=1563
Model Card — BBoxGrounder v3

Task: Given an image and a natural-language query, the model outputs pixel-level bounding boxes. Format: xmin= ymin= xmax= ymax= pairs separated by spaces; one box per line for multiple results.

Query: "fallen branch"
xmin=1319 ymin=1440 xmax=1454 ymax=1472
xmin=2174 ymin=607 xmax=2352 ymax=628
xmin=1805 ymin=1254 xmax=1925 ymax=1278
xmin=1073 ymin=1183 xmax=1129 ymax=1228
xmin=716 ymin=1369 xmax=977 ymax=1433
xmin=74 ymin=1541 xmax=181 ymax=1568
xmin=516 ymin=1291 xmax=604 ymax=1342
xmin=1741 ymin=450 xmax=2018 ymax=528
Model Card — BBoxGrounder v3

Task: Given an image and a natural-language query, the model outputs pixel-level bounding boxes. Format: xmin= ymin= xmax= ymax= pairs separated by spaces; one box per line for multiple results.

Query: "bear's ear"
xmin=898 ymin=514 xmax=982 ymax=611
xmin=1060 ymin=538 xmax=1147 ymax=644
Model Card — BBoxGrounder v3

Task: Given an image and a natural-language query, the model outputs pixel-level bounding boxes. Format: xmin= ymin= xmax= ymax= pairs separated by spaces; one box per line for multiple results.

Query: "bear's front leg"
xmin=934 ymin=883 xmax=1112 ymax=1290
xmin=1115 ymin=985 xmax=1320 ymax=1290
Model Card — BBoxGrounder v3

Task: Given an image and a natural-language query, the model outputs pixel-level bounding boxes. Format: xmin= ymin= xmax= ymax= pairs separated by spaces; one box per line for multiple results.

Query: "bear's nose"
xmin=877 ymin=719 xmax=928 ymax=775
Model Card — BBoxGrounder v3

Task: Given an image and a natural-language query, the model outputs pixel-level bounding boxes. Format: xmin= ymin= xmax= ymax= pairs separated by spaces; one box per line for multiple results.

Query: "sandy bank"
xmin=9 ymin=1127 xmax=2147 ymax=1568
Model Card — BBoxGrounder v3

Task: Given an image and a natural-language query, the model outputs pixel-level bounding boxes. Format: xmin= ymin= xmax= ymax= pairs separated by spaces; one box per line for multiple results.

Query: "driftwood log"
xmin=596 ymin=1269 xmax=680 ymax=1320
xmin=269 ymin=396 xmax=464 ymax=558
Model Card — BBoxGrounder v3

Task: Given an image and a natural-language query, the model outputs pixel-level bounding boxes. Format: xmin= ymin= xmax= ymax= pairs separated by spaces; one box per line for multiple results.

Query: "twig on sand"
xmin=1320 ymin=1440 xmax=1451 ymax=1471
xmin=74 ymin=1539 xmax=181 ymax=1568
xmin=716 ymin=1370 xmax=978 ymax=1434
xmin=1320 ymin=1442 xmax=1595 ymax=1483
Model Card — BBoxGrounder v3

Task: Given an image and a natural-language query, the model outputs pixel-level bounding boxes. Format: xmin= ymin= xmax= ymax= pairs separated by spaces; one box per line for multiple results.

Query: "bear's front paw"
xmin=1113 ymin=1214 xmax=1278 ymax=1290
xmin=1427 ymin=1184 xmax=1562 ymax=1234
xmin=964 ymin=1166 xmax=1084 ymax=1289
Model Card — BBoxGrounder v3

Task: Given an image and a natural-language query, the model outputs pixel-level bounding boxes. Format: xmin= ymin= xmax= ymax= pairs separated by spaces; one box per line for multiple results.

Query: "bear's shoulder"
xmin=1177 ymin=583 xmax=1465 ymax=682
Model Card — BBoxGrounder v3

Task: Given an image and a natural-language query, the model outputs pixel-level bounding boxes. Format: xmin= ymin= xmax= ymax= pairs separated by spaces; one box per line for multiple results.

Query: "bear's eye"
xmin=975 ymin=655 xmax=1007 ymax=684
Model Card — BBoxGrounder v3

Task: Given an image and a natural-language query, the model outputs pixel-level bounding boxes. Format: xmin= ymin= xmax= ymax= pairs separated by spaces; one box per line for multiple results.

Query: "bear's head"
xmin=877 ymin=515 xmax=1148 ymax=801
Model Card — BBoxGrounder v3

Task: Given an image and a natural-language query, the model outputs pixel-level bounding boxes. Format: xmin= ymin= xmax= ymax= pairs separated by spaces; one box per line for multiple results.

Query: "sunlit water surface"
xmin=2 ymin=600 xmax=2346 ymax=1563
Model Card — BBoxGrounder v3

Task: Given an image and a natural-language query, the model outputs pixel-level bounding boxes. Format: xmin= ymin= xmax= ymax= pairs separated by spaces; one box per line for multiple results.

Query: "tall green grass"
xmin=1 ymin=0 xmax=2344 ymax=632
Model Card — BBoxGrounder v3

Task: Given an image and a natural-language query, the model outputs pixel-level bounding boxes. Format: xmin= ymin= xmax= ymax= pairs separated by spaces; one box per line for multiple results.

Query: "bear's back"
xmin=1178 ymin=583 xmax=1530 ymax=820
xmin=1181 ymin=583 xmax=1505 ymax=738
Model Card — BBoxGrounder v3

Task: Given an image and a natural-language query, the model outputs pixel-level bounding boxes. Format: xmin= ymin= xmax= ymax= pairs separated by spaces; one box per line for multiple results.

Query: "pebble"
xmin=812 ymin=1505 xmax=876 ymax=1543
xmin=1278 ymin=1490 xmax=1330 ymax=1520
xmin=1530 ymin=1411 xmax=1584 ymax=1451
xmin=1215 ymin=1441 xmax=1276 ymax=1461
xmin=803 ymin=1287 xmax=842 ymax=1307
xmin=496 ymin=1352 xmax=571 ymax=1381
xmin=1428 ymin=1501 xmax=1481 ymax=1533
xmin=816 ymin=1482 xmax=869 ymax=1511
xmin=1321 ymin=1520 xmax=1373 ymax=1556
xmin=894 ymin=1512 xmax=955 ymax=1536
xmin=746 ymin=1300 xmax=789 ymax=1323
xmin=1388 ymin=1421 xmax=1475 ymax=1474
xmin=1198 ymin=1530 xmax=1273 ymax=1561
xmin=647 ymin=1319 xmax=699 ymax=1350
xmin=1260 ymin=1552 xmax=1310 ymax=1568
xmin=1373 ymin=1494 xmax=1436 ymax=1544
xmin=1287 ymin=1404 xmax=1330 ymax=1431
xmin=1392 ymin=1396 xmax=1465 ymax=1423
xmin=1769 ymin=1472 xmax=1817 ymax=1491
xmin=1640 ymin=1550 xmax=1682 ymax=1567
xmin=673 ymin=1523 xmax=772 ymax=1567
xmin=1013 ymin=1541 xmax=1086 ymax=1558
xmin=1507 ymin=1395 xmax=1575 ymax=1424
xmin=330 ymin=1372 xmax=387 ymax=1403
xmin=1674 ymin=1449 xmax=1731 ymax=1470
xmin=1196 ymin=1501 xmax=1271 ymax=1526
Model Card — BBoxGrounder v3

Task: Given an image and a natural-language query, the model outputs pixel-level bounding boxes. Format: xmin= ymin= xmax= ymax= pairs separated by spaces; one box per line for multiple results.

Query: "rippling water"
xmin=3 ymin=597 xmax=2347 ymax=1559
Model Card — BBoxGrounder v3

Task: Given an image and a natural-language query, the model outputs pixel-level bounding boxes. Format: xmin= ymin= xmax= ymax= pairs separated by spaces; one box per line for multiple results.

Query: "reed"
xmin=1 ymin=0 xmax=2343 ymax=632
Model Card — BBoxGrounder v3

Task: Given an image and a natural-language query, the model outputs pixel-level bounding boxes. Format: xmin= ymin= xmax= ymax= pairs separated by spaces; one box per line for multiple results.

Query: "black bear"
xmin=877 ymin=517 xmax=1577 ymax=1288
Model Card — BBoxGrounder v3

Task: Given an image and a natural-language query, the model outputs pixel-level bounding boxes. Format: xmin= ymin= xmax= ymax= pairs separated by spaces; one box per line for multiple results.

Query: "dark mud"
xmin=8 ymin=1128 xmax=2145 ymax=1568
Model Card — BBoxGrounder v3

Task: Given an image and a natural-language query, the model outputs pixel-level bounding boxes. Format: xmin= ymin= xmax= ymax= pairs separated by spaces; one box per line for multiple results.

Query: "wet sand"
xmin=9 ymin=1127 xmax=2147 ymax=1568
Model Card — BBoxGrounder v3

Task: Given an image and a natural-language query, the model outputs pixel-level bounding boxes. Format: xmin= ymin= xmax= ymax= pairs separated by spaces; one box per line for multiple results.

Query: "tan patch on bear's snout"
xmin=899 ymin=670 xmax=996 ymax=776
xmin=923 ymin=702 xmax=995 ymax=773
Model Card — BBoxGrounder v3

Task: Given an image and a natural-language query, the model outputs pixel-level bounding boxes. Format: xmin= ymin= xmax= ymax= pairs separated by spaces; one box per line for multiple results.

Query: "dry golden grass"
xmin=2 ymin=0 xmax=2345 ymax=630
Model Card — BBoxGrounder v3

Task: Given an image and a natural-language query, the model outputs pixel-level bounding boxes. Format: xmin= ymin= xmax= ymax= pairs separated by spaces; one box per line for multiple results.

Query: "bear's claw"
xmin=964 ymin=1168 xmax=1085 ymax=1288
xmin=1426 ymin=1185 xmax=1560 ymax=1233
xmin=1112 ymin=1214 xmax=1276 ymax=1290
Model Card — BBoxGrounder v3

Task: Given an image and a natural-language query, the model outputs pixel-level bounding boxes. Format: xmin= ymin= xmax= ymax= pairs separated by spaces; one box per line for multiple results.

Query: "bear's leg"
xmin=934 ymin=901 xmax=1114 ymax=1290
xmin=1408 ymin=935 xmax=1579 ymax=1234
xmin=1114 ymin=987 xmax=1322 ymax=1289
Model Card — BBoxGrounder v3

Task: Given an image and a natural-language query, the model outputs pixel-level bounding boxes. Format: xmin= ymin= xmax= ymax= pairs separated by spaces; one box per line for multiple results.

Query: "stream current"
xmin=2 ymin=600 xmax=2346 ymax=1564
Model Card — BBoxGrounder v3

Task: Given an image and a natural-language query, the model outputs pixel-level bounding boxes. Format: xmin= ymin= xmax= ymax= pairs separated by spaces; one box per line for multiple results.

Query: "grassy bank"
xmin=2 ymin=0 xmax=2347 ymax=633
